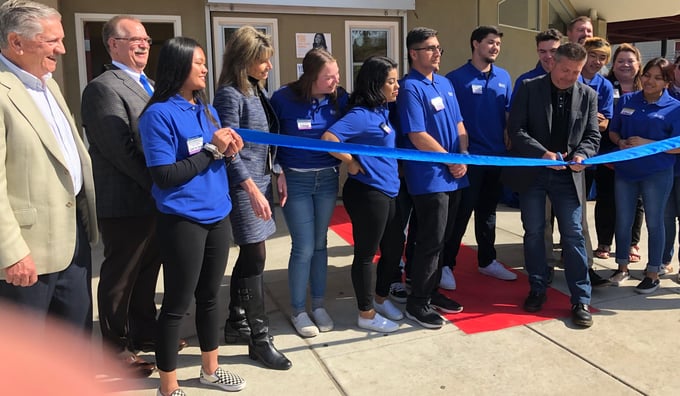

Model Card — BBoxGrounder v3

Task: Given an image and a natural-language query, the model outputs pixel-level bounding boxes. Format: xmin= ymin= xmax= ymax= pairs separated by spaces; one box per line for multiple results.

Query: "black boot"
xmin=239 ymin=274 xmax=292 ymax=370
xmin=224 ymin=278 xmax=251 ymax=344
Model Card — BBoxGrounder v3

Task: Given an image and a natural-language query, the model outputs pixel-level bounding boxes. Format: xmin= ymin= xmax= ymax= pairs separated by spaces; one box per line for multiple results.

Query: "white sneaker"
xmin=373 ymin=298 xmax=404 ymax=321
xmin=357 ymin=312 xmax=399 ymax=333
xmin=439 ymin=266 xmax=456 ymax=290
xmin=291 ymin=312 xmax=319 ymax=337
xmin=310 ymin=307 xmax=334 ymax=332
xmin=478 ymin=260 xmax=518 ymax=280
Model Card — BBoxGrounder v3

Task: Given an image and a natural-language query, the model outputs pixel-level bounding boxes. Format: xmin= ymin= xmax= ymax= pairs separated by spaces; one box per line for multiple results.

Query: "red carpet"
xmin=329 ymin=205 xmax=577 ymax=334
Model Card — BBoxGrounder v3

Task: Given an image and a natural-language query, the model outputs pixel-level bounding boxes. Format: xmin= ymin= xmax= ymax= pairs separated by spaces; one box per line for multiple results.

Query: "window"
xmin=211 ymin=17 xmax=279 ymax=96
xmin=345 ymin=21 xmax=400 ymax=91
xmin=498 ymin=0 xmax=540 ymax=32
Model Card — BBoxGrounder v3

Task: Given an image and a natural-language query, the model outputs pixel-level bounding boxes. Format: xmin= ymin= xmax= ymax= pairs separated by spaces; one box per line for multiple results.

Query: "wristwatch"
xmin=203 ymin=143 xmax=225 ymax=160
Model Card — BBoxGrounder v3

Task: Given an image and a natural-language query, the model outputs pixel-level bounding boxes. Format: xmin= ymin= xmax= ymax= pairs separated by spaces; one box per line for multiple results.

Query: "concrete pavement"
xmin=102 ymin=201 xmax=680 ymax=396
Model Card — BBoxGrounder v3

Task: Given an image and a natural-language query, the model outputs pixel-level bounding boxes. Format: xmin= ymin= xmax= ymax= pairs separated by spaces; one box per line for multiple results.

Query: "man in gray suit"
xmin=81 ymin=15 xmax=163 ymax=377
xmin=0 ymin=0 xmax=97 ymax=328
xmin=507 ymin=43 xmax=600 ymax=328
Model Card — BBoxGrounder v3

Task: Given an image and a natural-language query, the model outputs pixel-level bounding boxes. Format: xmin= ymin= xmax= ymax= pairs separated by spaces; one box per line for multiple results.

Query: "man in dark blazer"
xmin=81 ymin=15 xmax=166 ymax=377
xmin=0 ymin=0 xmax=97 ymax=330
xmin=506 ymin=42 xmax=600 ymax=328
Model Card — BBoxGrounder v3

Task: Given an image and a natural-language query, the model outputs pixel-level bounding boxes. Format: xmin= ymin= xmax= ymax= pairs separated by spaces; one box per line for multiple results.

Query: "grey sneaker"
xmin=291 ymin=312 xmax=319 ymax=337
xmin=389 ymin=282 xmax=408 ymax=303
xmin=478 ymin=260 xmax=517 ymax=280
xmin=608 ymin=270 xmax=630 ymax=286
xmin=200 ymin=367 xmax=246 ymax=392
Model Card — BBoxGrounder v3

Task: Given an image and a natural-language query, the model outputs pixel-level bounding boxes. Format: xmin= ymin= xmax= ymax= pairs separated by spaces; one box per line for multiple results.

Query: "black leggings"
xmin=343 ymin=178 xmax=398 ymax=312
xmin=232 ymin=241 xmax=266 ymax=279
xmin=155 ymin=213 xmax=230 ymax=372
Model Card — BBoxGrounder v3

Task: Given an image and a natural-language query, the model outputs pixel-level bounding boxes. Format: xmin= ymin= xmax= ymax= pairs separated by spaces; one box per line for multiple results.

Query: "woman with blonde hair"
xmin=214 ymin=25 xmax=291 ymax=371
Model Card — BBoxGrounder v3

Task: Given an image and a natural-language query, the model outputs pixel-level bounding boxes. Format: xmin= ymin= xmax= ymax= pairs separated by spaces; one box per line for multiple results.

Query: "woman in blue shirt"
xmin=213 ymin=26 xmax=291 ymax=371
xmin=321 ymin=56 xmax=402 ymax=333
xmin=139 ymin=37 xmax=245 ymax=396
xmin=270 ymin=49 xmax=348 ymax=338
xmin=609 ymin=57 xmax=680 ymax=294
xmin=662 ymin=55 xmax=680 ymax=279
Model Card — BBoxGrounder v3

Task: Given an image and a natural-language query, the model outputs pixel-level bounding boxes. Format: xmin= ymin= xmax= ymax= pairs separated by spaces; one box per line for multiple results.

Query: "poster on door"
xmin=296 ymin=32 xmax=332 ymax=58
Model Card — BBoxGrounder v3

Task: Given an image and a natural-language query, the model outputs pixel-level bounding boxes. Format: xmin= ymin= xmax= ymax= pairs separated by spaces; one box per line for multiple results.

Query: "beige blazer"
xmin=0 ymin=62 xmax=97 ymax=278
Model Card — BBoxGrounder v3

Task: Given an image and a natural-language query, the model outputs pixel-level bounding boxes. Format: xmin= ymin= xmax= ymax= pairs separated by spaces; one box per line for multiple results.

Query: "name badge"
xmin=297 ymin=119 xmax=312 ymax=130
xmin=431 ymin=96 xmax=445 ymax=111
xmin=471 ymin=84 xmax=483 ymax=95
xmin=613 ymin=89 xmax=620 ymax=99
xmin=379 ymin=122 xmax=392 ymax=134
xmin=620 ymin=107 xmax=635 ymax=116
xmin=187 ymin=136 xmax=203 ymax=155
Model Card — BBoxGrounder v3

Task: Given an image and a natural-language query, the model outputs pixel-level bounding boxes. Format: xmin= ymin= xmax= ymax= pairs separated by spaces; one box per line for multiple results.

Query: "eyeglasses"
xmin=412 ymin=45 xmax=444 ymax=55
xmin=113 ymin=36 xmax=153 ymax=45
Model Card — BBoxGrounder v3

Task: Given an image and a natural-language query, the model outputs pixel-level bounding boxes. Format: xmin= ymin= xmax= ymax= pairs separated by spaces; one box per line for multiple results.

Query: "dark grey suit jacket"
xmin=81 ymin=66 xmax=156 ymax=218
xmin=504 ymin=74 xmax=600 ymax=198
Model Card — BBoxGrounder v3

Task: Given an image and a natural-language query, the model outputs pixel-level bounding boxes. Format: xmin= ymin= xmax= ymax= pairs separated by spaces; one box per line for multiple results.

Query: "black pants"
xmin=97 ymin=215 xmax=161 ymax=352
xmin=155 ymin=213 xmax=229 ymax=372
xmin=342 ymin=178 xmax=399 ymax=311
xmin=0 ymin=212 xmax=92 ymax=331
xmin=379 ymin=179 xmax=414 ymax=284
xmin=594 ymin=165 xmax=643 ymax=246
xmin=443 ymin=165 xmax=502 ymax=269
xmin=408 ymin=190 xmax=461 ymax=306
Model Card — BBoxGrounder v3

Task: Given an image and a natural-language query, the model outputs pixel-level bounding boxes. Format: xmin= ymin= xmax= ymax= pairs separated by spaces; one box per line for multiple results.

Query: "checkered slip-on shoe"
xmin=156 ymin=388 xmax=186 ymax=396
xmin=199 ymin=366 xmax=246 ymax=392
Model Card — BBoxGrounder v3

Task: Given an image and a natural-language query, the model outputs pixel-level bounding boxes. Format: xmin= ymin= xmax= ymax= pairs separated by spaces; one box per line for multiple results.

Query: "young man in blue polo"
xmin=441 ymin=25 xmax=516 ymax=284
xmin=396 ymin=27 xmax=469 ymax=329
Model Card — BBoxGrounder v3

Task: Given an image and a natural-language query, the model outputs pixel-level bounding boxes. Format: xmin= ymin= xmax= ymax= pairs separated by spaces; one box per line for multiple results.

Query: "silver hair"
xmin=0 ymin=0 xmax=61 ymax=49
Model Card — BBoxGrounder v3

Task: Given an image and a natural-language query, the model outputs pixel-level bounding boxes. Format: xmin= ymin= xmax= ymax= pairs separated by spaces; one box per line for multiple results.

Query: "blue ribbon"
xmin=236 ymin=129 xmax=680 ymax=167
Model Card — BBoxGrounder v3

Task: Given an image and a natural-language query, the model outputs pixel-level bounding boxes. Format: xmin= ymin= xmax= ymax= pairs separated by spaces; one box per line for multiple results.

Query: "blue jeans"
xmin=519 ymin=169 xmax=590 ymax=305
xmin=615 ymin=168 xmax=673 ymax=272
xmin=663 ymin=175 xmax=680 ymax=264
xmin=281 ymin=168 xmax=338 ymax=312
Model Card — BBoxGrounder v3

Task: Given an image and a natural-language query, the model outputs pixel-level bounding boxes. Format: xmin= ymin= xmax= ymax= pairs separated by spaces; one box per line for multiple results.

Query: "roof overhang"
xmin=206 ymin=0 xmax=415 ymax=10
xmin=567 ymin=0 xmax=679 ymax=22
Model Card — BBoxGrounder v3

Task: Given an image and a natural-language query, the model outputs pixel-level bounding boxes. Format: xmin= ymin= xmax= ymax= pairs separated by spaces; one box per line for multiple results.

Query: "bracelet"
xmin=203 ymin=143 xmax=225 ymax=160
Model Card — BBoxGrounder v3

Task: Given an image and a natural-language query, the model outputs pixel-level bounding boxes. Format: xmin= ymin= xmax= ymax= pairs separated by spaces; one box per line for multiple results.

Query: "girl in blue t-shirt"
xmin=139 ymin=37 xmax=245 ymax=396
xmin=609 ymin=57 xmax=680 ymax=295
xmin=270 ymin=49 xmax=349 ymax=338
xmin=321 ymin=56 xmax=402 ymax=333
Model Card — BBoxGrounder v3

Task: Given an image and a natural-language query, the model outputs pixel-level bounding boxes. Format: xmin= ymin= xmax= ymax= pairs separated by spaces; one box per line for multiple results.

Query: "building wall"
xmin=41 ymin=0 xmax=588 ymax=121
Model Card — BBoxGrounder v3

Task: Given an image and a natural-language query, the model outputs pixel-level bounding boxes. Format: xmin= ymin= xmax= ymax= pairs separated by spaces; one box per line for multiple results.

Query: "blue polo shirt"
xmin=446 ymin=61 xmax=511 ymax=155
xmin=578 ymin=73 xmax=614 ymax=119
xmin=270 ymin=85 xmax=348 ymax=169
xmin=396 ymin=69 xmax=469 ymax=195
xmin=511 ymin=62 xmax=546 ymax=102
xmin=611 ymin=90 xmax=680 ymax=181
xmin=327 ymin=105 xmax=399 ymax=197
xmin=139 ymin=95 xmax=232 ymax=223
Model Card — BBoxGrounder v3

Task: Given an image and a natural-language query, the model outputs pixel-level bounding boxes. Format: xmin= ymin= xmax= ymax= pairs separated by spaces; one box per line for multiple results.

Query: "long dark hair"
xmin=141 ymin=36 xmax=217 ymax=126
xmin=349 ymin=56 xmax=397 ymax=109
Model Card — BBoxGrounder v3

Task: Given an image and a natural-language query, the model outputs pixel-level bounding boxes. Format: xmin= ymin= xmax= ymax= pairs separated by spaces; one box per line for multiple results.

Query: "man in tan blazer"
xmin=0 ymin=0 xmax=97 ymax=330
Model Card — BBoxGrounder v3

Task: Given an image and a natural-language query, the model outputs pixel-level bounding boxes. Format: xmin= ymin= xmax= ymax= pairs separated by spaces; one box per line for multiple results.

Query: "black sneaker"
xmin=571 ymin=303 xmax=593 ymax=327
xmin=389 ymin=282 xmax=408 ymax=304
xmin=405 ymin=303 xmax=443 ymax=329
xmin=430 ymin=292 xmax=463 ymax=314
xmin=589 ymin=268 xmax=611 ymax=287
xmin=523 ymin=291 xmax=547 ymax=312
xmin=635 ymin=277 xmax=660 ymax=294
